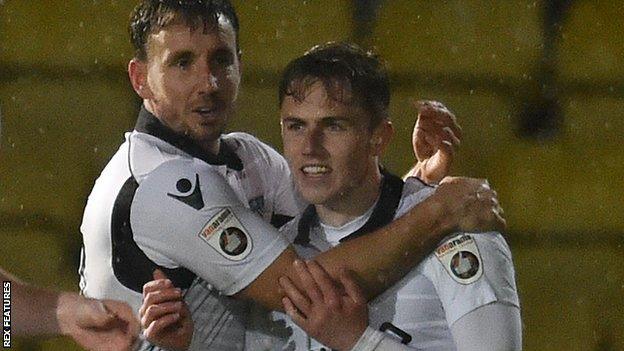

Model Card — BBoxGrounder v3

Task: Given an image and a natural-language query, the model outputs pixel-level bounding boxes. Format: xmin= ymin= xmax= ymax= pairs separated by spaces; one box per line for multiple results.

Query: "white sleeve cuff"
xmin=350 ymin=326 xmax=385 ymax=351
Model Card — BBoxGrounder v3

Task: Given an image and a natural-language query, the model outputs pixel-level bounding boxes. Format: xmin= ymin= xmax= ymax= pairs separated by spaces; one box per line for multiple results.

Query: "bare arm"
xmin=1 ymin=268 xmax=139 ymax=351
xmin=238 ymin=176 xmax=505 ymax=310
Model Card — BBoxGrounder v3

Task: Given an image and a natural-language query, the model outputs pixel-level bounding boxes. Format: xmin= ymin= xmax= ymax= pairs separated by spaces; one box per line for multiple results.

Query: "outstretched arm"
xmin=238 ymin=175 xmax=505 ymax=310
xmin=135 ymin=160 xmax=504 ymax=312
xmin=1 ymin=268 xmax=139 ymax=351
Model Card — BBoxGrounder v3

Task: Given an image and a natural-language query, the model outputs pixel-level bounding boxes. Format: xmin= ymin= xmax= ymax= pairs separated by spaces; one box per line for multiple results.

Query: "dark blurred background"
xmin=0 ymin=1 xmax=622 ymax=350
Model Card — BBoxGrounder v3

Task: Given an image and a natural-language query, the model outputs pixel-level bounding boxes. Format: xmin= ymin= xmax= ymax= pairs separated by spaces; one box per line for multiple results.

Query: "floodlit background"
xmin=1 ymin=1 xmax=623 ymax=350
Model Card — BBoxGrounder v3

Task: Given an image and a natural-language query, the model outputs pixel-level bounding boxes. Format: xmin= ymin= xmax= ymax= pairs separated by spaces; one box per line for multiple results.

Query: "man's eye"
xmin=286 ymin=123 xmax=304 ymax=131
xmin=176 ymin=59 xmax=190 ymax=69
xmin=214 ymin=53 xmax=233 ymax=67
xmin=327 ymin=123 xmax=345 ymax=131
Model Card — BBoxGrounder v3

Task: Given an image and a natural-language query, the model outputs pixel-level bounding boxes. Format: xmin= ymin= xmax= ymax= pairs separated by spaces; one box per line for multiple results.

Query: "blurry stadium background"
xmin=1 ymin=1 xmax=622 ymax=350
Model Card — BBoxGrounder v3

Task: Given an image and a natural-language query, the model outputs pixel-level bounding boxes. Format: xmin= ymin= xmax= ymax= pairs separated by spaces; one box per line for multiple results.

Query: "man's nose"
xmin=302 ymin=127 xmax=325 ymax=156
xmin=198 ymin=64 xmax=219 ymax=93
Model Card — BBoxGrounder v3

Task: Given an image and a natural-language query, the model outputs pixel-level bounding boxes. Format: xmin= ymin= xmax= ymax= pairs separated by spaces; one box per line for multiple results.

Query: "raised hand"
xmin=139 ymin=270 xmax=193 ymax=351
xmin=409 ymin=100 xmax=462 ymax=184
xmin=279 ymin=260 xmax=368 ymax=351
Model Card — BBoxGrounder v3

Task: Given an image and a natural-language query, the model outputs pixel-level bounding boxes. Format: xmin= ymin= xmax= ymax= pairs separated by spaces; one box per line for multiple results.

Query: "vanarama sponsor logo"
xmin=435 ymin=235 xmax=472 ymax=256
xmin=200 ymin=209 xmax=233 ymax=239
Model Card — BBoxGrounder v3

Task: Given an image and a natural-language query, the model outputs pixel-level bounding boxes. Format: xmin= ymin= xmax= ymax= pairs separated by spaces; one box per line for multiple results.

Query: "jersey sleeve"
xmin=421 ymin=232 xmax=520 ymax=326
xmin=130 ymin=158 xmax=290 ymax=296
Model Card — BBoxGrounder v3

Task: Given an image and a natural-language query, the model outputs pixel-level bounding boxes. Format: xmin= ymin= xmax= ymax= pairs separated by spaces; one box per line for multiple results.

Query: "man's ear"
xmin=128 ymin=59 xmax=153 ymax=99
xmin=372 ymin=120 xmax=394 ymax=156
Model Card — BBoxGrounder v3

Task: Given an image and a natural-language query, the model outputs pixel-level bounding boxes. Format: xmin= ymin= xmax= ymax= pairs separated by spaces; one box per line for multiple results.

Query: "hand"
xmin=57 ymin=293 xmax=139 ymax=351
xmin=435 ymin=177 xmax=506 ymax=233
xmin=410 ymin=100 xmax=462 ymax=184
xmin=139 ymin=270 xmax=193 ymax=351
xmin=279 ymin=260 xmax=368 ymax=351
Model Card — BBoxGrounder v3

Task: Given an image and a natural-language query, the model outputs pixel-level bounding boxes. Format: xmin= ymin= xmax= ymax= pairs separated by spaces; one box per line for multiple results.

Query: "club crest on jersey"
xmin=198 ymin=208 xmax=252 ymax=261
xmin=248 ymin=196 xmax=265 ymax=217
xmin=435 ymin=234 xmax=483 ymax=284
xmin=167 ymin=174 xmax=204 ymax=210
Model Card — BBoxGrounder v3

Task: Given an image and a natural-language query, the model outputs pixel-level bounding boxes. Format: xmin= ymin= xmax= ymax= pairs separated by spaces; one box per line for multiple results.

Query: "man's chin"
xmin=298 ymin=189 xmax=332 ymax=206
xmin=194 ymin=125 xmax=225 ymax=141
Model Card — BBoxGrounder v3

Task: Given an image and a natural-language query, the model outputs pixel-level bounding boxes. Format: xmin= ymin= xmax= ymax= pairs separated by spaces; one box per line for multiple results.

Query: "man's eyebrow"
xmin=321 ymin=116 xmax=352 ymax=124
xmin=164 ymin=50 xmax=194 ymax=65
xmin=281 ymin=116 xmax=304 ymax=123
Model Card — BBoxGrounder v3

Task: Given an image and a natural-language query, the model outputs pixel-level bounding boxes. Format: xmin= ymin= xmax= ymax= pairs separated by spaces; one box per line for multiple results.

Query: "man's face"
xmin=281 ymin=81 xmax=380 ymax=207
xmin=139 ymin=15 xmax=241 ymax=145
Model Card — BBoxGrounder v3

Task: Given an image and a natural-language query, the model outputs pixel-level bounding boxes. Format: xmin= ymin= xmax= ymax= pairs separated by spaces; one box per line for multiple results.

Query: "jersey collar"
xmin=135 ymin=105 xmax=243 ymax=171
xmin=294 ymin=170 xmax=405 ymax=246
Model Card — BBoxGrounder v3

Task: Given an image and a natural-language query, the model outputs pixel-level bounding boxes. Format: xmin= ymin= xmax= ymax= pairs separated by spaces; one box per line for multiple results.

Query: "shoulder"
xmin=395 ymin=177 xmax=436 ymax=217
xmin=421 ymin=232 xmax=519 ymax=325
xmin=128 ymin=131 xmax=191 ymax=181
xmin=130 ymin=159 xmax=242 ymax=233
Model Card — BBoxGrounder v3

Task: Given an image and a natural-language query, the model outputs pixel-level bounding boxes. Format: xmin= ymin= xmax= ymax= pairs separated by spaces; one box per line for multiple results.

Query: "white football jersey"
xmin=246 ymin=173 xmax=520 ymax=350
xmin=79 ymin=107 xmax=301 ymax=350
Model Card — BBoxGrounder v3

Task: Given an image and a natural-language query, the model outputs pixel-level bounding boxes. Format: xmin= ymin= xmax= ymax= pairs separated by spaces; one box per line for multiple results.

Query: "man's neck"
xmin=196 ymin=138 xmax=220 ymax=157
xmin=316 ymin=167 xmax=383 ymax=227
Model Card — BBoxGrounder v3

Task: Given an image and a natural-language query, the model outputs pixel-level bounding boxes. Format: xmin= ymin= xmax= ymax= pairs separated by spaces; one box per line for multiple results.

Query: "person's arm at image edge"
xmin=0 ymin=267 xmax=139 ymax=350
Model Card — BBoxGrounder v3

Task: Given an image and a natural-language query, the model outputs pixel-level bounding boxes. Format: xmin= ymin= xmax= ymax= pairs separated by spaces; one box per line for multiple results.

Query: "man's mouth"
xmin=301 ymin=165 xmax=331 ymax=176
xmin=193 ymin=106 xmax=222 ymax=119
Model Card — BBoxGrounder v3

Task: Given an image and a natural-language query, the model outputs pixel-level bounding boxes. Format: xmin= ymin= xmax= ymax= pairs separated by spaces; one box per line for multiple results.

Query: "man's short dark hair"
xmin=129 ymin=0 xmax=240 ymax=61
xmin=279 ymin=42 xmax=390 ymax=128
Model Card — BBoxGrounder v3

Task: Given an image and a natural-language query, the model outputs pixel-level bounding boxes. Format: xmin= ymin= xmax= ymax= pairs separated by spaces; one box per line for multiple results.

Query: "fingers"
xmin=414 ymin=119 xmax=461 ymax=161
xmin=139 ymin=287 xmax=182 ymax=318
xmin=153 ymin=269 xmax=168 ymax=281
xmin=101 ymin=300 xmax=140 ymax=339
xmin=76 ymin=298 xmax=118 ymax=328
xmin=337 ymin=269 xmax=366 ymax=305
xmin=143 ymin=277 xmax=173 ymax=296
xmin=282 ymin=296 xmax=307 ymax=326
xmin=416 ymin=100 xmax=463 ymax=139
xmin=141 ymin=301 xmax=184 ymax=328
xmin=279 ymin=276 xmax=311 ymax=316
xmin=306 ymin=261 xmax=341 ymax=307
xmin=143 ymin=312 xmax=182 ymax=340
xmin=292 ymin=260 xmax=323 ymax=304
